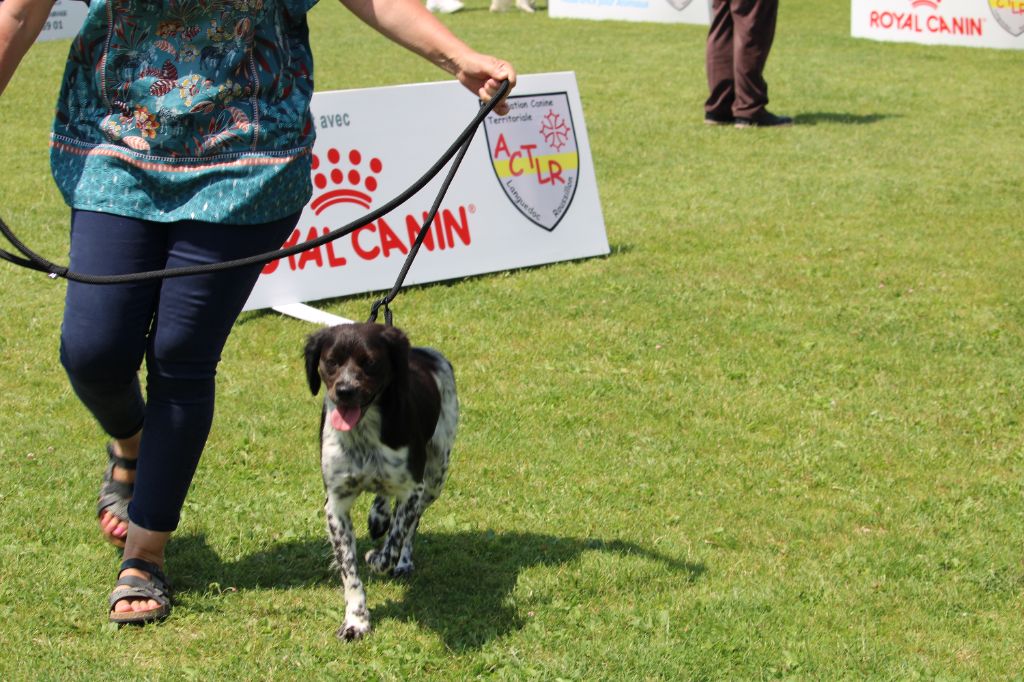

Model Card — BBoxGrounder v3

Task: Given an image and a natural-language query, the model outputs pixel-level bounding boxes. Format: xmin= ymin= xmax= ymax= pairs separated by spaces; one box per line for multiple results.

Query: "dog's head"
xmin=304 ymin=322 xmax=411 ymax=432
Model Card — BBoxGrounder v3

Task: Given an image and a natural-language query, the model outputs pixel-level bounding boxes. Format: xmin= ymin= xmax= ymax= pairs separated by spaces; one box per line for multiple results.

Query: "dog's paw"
xmin=392 ymin=558 xmax=415 ymax=578
xmin=392 ymin=564 xmax=414 ymax=579
xmin=364 ymin=548 xmax=394 ymax=574
xmin=337 ymin=619 xmax=370 ymax=641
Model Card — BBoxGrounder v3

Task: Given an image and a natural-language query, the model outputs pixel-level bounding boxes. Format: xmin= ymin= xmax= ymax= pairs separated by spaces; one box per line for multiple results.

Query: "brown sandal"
xmin=96 ymin=443 xmax=135 ymax=547
xmin=108 ymin=558 xmax=173 ymax=625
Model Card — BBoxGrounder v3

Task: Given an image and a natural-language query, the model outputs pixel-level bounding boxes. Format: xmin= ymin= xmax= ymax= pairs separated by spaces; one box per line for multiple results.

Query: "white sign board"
xmin=37 ymin=0 xmax=88 ymax=42
xmin=549 ymin=0 xmax=710 ymax=25
xmin=852 ymin=0 xmax=1024 ymax=49
xmin=244 ymin=72 xmax=609 ymax=312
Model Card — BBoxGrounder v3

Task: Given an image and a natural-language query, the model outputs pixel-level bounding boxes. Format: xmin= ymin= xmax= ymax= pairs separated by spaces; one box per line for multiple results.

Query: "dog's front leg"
xmin=365 ymin=487 xmax=422 ymax=576
xmin=326 ymin=495 xmax=370 ymax=640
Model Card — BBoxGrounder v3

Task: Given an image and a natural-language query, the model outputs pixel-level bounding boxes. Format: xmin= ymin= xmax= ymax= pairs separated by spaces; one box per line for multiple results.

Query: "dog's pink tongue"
xmin=330 ymin=406 xmax=362 ymax=432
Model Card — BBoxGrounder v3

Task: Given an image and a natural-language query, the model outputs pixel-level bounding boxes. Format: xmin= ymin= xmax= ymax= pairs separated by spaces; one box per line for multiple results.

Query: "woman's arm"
xmin=0 ymin=0 xmax=56 ymax=96
xmin=338 ymin=0 xmax=515 ymax=114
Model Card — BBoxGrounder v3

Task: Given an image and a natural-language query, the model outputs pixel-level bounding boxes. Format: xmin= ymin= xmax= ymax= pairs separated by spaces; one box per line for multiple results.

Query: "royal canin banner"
xmin=852 ymin=0 xmax=1024 ymax=49
xmin=243 ymin=72 xmax=608 ymax=312
xmin=549 ymin=0 xmax=710 ymax=25
xmin=36 ymin=0 xmax=88 ymax=42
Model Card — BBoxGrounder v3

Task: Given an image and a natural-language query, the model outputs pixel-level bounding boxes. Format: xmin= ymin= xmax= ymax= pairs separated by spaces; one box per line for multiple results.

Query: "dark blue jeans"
xmin=60 ymin=209 xmax=299 ymax=532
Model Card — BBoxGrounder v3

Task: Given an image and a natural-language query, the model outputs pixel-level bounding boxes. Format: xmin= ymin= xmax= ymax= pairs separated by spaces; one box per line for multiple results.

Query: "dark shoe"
xmin=735 ymin=111 xmax=793 ymax=128
xmin=108 ymin=558 xmax=173 ymax=625
xmin=704 ymin=112 xmax=735 ymax=126
xmin=97 ymin=443 xmax=136 ymax=548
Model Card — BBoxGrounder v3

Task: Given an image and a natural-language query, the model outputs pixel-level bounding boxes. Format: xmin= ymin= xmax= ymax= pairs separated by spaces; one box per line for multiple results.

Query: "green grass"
xmin=2 ymin=1 xmax=1023 ymax=678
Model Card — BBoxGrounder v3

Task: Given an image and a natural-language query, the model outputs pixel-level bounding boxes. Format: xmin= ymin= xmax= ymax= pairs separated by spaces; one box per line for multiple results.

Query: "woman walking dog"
xmin=0 ymin=0 xmax=513 ymax=624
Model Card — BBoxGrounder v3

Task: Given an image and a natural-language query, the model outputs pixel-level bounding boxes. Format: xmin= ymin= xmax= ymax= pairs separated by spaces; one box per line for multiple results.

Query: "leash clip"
xmin=367 ymin=298 xmax=395 ymax=327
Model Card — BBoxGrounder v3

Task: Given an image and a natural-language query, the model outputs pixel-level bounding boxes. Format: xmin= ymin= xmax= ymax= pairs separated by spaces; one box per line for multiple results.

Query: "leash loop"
xmin=367 ymin=299 xmax=393 ymax=327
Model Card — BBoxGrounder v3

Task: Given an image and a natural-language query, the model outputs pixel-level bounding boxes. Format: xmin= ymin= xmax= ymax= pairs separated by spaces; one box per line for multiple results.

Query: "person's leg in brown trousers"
xmin=705 ymin=0 xmax=788 ymax=125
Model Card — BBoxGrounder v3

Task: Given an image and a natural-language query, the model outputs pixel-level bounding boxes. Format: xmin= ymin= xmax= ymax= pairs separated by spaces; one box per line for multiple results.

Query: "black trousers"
xmin=61 ymin=209 xmax=300 ymax=531
xmin=705 ymin=0 xmax=779 ymax=119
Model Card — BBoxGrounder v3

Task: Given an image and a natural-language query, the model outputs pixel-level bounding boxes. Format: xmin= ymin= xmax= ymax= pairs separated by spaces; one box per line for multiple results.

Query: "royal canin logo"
xmin=262 ymin=147 xmax=474 ymax=276
xmin=310 ymin=148 xmax=382 ymax=212
xmin=868 ymin=0 xmax=985 ymax=37
xmin=869 ymin=0 xmax=1024 ymax=38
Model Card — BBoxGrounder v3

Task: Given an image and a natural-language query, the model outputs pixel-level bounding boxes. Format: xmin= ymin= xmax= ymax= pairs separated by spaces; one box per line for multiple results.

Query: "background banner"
xmin=852 ymin=0 xmax=1024 ymax=49
xmin=549 ymin=0 xmax=710 ymax=25
xmin=36 ymin=0 xmax=88 ymax=42
xmin=244 ymin=72 xmax=609 ymax=312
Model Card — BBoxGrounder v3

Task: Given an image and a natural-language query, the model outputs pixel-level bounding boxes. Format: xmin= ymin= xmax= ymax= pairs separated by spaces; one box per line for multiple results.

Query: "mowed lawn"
xmin=1 ymin=1 xmax=1022 ymax=679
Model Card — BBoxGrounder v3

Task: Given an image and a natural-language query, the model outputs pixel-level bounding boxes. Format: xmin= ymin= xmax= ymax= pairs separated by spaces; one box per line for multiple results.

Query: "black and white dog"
xmin=304 ymin=322 xmax=458 ymax=641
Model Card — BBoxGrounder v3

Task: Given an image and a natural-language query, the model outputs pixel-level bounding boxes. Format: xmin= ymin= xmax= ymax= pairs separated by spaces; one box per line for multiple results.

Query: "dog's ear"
xmin=379 ymin=325 xmax=413 ymax=456
xmin=380 ymin=325 xmax=410 ymax=392
xmin=304 ymin=328 xmax=329 ymax=395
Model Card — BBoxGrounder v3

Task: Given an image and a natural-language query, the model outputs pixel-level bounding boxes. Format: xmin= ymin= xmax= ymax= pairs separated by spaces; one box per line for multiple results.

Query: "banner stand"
xmin=271 ymin=303 xmax=353 ymax=327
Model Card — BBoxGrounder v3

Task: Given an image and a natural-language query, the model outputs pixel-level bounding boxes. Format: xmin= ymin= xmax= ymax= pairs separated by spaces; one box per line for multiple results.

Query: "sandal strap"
xmin=109 ymin=581 xmax=171 ymax=610
xmin=114 ymin=574 xmax=162 ymax=593
xmin=120 ymin=558 xmax=170 ymax=588
xmin=106 ymin=442 xmax=138 ymax=471
xmin=100 ymin=478 xmax=134 ymax=500
xmin=96 ymin=491 xmax=130 ymax=524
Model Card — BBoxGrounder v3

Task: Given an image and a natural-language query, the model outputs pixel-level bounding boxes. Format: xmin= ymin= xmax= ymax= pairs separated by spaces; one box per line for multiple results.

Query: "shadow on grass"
xmin=793 ymin=112 xmax=898 ymax=126
xmin=169 ymin=530 xmax=704 ymax=650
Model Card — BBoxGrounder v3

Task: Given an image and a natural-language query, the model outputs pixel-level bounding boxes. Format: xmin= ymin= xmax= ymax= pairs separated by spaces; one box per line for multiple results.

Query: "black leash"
xmin=366 ymin=114 xmax=476 ymax=327
xmin=0 ymin=80 xmax=510 ymax=326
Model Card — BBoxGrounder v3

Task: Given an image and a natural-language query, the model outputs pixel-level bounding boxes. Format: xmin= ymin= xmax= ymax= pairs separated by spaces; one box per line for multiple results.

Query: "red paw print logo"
xmin=310 ymin=148 xmax=383 ymax=215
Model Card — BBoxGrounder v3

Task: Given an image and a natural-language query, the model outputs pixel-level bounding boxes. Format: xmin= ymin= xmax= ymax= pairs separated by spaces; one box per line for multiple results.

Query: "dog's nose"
xmin=333 ymin=386 xmax=358 ymax=404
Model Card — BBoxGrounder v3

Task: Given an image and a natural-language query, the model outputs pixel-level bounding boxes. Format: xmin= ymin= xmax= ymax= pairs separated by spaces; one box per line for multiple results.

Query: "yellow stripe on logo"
xmin=493 ymin=152 xmax=579 ymax=179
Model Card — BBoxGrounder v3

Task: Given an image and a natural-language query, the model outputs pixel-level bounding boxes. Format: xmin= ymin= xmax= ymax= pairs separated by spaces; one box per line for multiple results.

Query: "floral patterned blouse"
xmin=50 ymin=0 xmax=319 ymax=224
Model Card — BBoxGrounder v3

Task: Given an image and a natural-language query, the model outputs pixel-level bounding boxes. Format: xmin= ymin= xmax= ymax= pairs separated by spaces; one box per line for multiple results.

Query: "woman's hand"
xmin=451 ymin=52 xmax=516 ymax=116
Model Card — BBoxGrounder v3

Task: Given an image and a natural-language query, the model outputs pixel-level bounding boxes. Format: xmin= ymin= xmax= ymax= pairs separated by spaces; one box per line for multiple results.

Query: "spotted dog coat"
xmin=305 ymin=323 xmax=458 ymax=641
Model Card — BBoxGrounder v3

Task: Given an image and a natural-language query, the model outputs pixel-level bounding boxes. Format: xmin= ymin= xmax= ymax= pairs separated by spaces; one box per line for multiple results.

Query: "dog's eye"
xmin=322 ymin=359 xmax=337 ymax=371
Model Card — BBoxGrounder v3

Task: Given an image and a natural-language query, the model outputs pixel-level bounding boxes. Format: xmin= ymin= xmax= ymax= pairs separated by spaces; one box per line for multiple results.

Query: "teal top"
xmin=50 ymin=0 xmax=320 ymax=225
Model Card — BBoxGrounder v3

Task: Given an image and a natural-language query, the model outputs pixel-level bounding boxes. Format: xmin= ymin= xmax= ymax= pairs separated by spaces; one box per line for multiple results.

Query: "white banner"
xmin=37 ymin=0 xmax=88 ymax=42
xmin=852 ymin=0 xmax=1024 ymax=49
xmin=244 ymin=72 xmax=609 ymax=312
xmin=549 ymin=0 xmax=710 ymax=25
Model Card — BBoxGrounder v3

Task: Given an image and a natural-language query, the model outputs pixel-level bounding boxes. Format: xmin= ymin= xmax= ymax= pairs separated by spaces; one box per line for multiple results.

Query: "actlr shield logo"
xmin=483 ymin=92 xmax=580 ymax=232
xmin=989 ymin=0 xmax=1024 ymax=36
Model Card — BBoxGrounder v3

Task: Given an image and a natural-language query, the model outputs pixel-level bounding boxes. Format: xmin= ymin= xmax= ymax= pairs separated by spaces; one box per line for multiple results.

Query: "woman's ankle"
xmin=121 ymin=523 xmax=171 ymax=570
xmin=113 ymin=431 xmax=142 ymax=460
